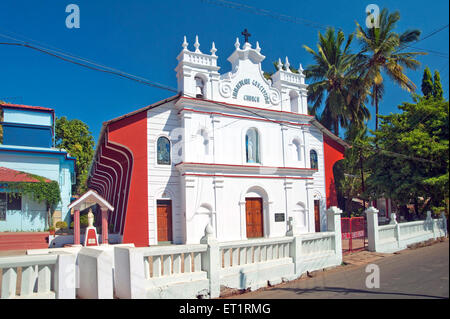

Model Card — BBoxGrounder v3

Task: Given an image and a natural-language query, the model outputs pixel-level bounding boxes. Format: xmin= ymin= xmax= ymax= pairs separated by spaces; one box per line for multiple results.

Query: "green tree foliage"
xmin=303 ymin=28 xmax=370 ymax=136
xmin=354 ymin=8 xmax=424 ymax=130
xmin=364 ymin=95 xmax=449 ymax=215
xmin=334 ymin=125 xmax=372 ymax=214
xmin=433 ymin=70 xmax=444 ymax=100
xmin=55 ymin=116 xmax=95 ymax=195
xmin=421 ymin=67 xmax=434 ymax=98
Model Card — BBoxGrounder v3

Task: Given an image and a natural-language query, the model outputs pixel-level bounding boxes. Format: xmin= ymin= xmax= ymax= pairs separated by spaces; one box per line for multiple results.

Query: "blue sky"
xmin=0 ymin=0 xmax=448 ymax=142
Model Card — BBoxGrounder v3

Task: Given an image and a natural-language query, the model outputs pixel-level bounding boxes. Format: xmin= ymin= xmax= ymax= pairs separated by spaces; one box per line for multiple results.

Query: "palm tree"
xmin=303 ymin=27 xmax=369 ymax=136
xmin=354 ymin=8 xmax=425 ymax=130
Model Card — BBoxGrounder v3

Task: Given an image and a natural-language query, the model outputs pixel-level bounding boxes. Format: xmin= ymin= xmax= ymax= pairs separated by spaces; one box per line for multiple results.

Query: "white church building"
xmin=88 ymin=34 xmax=349 ymax=247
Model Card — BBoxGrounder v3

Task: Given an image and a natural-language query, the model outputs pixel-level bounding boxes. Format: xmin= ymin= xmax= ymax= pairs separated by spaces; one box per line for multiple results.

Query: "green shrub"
xmin=56 ymin=221 xmax=68 ymax=229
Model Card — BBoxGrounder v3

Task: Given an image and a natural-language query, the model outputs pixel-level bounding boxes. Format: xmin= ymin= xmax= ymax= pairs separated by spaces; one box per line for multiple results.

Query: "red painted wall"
xmin=323 ymin=135 xmax=346 ymax=208
xmin=108 ymin=112 xmax=149 ymax=247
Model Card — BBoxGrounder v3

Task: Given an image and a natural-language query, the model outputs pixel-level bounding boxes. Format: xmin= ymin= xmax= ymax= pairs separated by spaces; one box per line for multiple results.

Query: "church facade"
xmin=88 ymin=35 xmax=349 ymax=246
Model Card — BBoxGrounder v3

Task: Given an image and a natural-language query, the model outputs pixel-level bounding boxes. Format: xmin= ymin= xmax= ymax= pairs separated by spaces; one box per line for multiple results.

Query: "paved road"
xmin=229 ymin=240 xmax=449 ymax=299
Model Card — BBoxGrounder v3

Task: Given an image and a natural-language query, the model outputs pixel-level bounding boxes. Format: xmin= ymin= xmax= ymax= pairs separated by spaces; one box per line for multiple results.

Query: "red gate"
xmin=341 ymin=217 xmax=367 ymax=254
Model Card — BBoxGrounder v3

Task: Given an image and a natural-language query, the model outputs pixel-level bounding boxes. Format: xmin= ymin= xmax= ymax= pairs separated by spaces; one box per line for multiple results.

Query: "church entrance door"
xmin=245 ymin=197 xmax=264 ymax=238
xmin=157 ymin=200 xmax=173 ymax=242
xmin=314 ymin=199 xmax=321 ymax=232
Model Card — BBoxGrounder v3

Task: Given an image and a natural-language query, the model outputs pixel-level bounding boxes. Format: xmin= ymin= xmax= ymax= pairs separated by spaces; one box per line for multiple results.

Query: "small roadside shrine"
xmin=68 ymin=189 xmax=114 ymax=246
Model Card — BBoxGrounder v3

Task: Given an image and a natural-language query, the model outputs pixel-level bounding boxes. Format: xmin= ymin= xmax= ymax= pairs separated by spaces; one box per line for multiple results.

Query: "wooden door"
xmin=157 ymin=200 xmax=172 ymax=242
xmin=314 ymin=199 xmax=321 ymax=232
xmin=245 ymin=198 xmax=264 ymax=238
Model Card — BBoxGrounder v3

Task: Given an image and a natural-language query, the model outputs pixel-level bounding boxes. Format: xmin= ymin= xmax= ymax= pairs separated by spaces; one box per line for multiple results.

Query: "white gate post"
xmin=55 ymin=253 xmax=76 ymax=299
xmin=365 ymin=207 xmax=379 ymax=252
xmin=286 ymin=217 xmax=302 ymax=277
xmin=326 ymin=206 xmax=342 ymax=264
xmin=114 ymin=246 xmax=146 ymax=299
xmin=200 ymin=224 xmax=220 ymax=298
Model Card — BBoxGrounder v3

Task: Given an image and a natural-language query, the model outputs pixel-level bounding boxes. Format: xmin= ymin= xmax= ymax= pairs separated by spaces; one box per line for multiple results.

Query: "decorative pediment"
xmin=218 ymin=40 xmax=281 ymax=107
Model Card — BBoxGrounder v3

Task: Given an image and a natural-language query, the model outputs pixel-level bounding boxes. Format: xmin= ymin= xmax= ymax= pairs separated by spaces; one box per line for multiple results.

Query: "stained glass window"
xmin=310 ymin=150 xmax=318 ymax=169
xmin=157 ymin=137 xmax=171 ymax=165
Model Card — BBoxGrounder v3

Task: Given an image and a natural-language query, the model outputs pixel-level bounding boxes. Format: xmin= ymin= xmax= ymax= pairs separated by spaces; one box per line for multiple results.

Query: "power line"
xmin=201 ymin=0 xmax=333 ymax=30
xmin=396 ymin=24 xmax=449 ymax=53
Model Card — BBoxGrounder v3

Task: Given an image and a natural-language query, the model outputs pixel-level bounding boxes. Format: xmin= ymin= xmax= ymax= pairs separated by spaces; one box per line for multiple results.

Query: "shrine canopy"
xmin=68 ymin=189 xmax=114 ymax=212
xmin=68 ymin=189 xmax=114 ymax=246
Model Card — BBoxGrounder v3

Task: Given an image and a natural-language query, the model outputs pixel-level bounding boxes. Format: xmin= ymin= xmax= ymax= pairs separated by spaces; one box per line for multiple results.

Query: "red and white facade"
xmin=88 ymin=36 xmax=349 ymax=247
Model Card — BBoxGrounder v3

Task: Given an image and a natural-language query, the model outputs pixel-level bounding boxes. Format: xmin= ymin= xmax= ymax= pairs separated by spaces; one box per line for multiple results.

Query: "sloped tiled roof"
xmin=0 ymin=167 xmax=51 ymax=183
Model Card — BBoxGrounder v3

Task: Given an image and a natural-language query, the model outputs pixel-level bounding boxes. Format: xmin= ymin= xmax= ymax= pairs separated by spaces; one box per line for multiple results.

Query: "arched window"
xmin=292 ymin=139 xmax=301 ymax=161
xmin=195 ymin=76 xmax=205 ymax=98
xmin=157 ymin=136 xmax=171 ymax=165
xmin=246 ymin=128 xmax=260 ymax=163
xmin=289 ymin=91 xmax=299 ymax=113
xmin=310 ymin=150 xmax=318 ymax=169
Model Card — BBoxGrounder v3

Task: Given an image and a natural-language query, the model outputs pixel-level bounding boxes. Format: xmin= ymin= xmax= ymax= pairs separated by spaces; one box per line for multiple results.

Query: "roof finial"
xmin=210 ymin=41 xmax=217 ymax=56
xmin=285 ymin=57 xmax=291 ymax=72
xmin=299 ymin=63 xmax=304 ymax=74
xmin=277 ymin=58 xmax=283 ymax=71
xmin=194 ymin=35 xmax=201 ymax=53
xmin=182 ymin=36 xmax=188 ymax=51
xmin=255 ymin=41 xmax=261 ymax=52
xmin=235 ymin=37 xmax=240 ymax=49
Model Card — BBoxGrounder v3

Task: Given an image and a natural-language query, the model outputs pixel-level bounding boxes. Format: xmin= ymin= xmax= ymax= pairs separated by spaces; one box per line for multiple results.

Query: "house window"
xmin=310 ymin=150 xmax=318 ymax=169
xmin=157 ymin=136 xmax=171 ymax=165
xmin=0 ymin=193 xmax=6 ymax=221
xmin=246 ymin=128 xmax=260 ymax=163
xmin=0 ymin=193 xmax=22 ymax=219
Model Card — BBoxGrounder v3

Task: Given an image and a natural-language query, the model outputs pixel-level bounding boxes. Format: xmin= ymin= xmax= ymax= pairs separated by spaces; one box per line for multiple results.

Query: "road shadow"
xmin=269 ymin=286 xmax=447 ymax=299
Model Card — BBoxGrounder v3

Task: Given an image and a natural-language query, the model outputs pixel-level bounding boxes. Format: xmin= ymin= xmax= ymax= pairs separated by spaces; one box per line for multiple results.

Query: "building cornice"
xmin=175 ymin=162 xmax=317 ymax=177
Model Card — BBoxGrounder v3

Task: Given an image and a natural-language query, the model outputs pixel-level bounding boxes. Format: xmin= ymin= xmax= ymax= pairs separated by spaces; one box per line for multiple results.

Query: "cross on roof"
xmin=241 ymin=28 xmax=251 ymax=43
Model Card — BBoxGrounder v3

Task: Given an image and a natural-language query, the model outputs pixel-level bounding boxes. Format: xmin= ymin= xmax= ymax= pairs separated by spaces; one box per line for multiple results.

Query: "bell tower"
xmin=175 ymin=35 xmax=220 ymax=100
xmin=271 ymin=58 xmax=308 ymax=114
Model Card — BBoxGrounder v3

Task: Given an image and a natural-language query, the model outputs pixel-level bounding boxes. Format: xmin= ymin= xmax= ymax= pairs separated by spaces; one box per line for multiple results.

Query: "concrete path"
xmin=227 ymin=240 xmax=449 ymax=299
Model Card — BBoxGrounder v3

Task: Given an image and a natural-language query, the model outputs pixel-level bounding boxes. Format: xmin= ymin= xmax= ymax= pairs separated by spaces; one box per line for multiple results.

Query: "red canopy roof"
xmin=0 ymin=103 xmax=54 ymax=112
xmin=0 ymin=167 xmax=51 ymax=183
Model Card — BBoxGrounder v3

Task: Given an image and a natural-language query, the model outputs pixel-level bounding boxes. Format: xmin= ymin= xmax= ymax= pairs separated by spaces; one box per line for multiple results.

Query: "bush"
xmin=80 ymin=214 xmax=89 ymax=227
xmin=56 ymin=221 xmax=68 ymax=229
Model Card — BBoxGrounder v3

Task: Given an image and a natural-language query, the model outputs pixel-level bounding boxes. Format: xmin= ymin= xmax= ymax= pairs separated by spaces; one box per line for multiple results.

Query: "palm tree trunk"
xmin=374 ymin=87 xmax=379 ymax=131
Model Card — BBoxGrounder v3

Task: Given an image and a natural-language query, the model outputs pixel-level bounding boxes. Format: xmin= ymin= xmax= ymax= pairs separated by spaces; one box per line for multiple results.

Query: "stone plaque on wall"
xmin=274 ymin=213 xmax=285 ymax=222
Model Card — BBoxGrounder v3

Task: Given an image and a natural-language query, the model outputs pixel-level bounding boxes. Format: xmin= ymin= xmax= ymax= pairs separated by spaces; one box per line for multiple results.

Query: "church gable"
xmin=175 ymin=33 xmax=308 ymax=114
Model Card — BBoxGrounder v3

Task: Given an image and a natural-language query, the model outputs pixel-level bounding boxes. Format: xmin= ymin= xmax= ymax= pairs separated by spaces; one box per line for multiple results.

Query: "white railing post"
xmin=200 ymin=224 xmax=220 ymax=299
xmin=326 ymin=206 xmax=343 ymax=264
xmin=114 ymin=246 xmax=146 ymax=299
xmin=54 ymin=253 xmax=76 ymax=299
xmin=1 ymin=267 xmax=17 ymax=299
xmin=365 ymin=206 xmax=379 ymax=252
xmin=286 ymin=217 xmax=302 ymax=277
xmin=426 ymin=211 xmax=435 ymax=237
xmin=390 ymin=213 xmax=401 ymax=249
xmin=441 ymin=212 xmax=448 ymax=237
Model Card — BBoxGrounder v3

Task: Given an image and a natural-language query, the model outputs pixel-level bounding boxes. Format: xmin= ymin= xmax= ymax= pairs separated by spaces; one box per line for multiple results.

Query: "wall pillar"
xmin=101 ymin=208 xmax=109 ymax=245
xmin=326 ymin=206 xmax=342 ymax=264
xmin=200 ymin=224 xmax=220 ymax=298
xmin=365 ymin=206 xmax=379 ymax=252
xmin=73 ymin=209 xmax=81 ymax=246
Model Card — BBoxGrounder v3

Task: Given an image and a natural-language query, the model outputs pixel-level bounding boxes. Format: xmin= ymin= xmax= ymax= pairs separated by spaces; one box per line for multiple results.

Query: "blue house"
xmin=0 ymin=103 xmax=76 ymax=232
